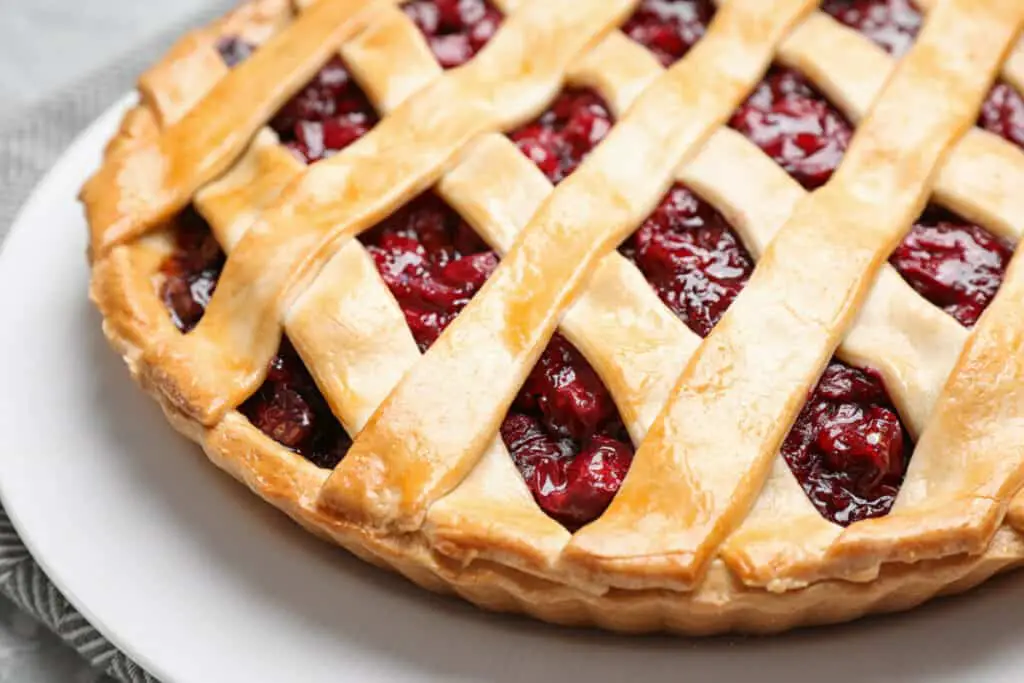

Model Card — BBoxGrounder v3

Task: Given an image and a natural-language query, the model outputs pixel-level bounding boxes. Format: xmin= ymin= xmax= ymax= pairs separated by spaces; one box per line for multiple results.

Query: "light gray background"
xmin=0 ymin=0 xmax=212 ymax=112
xmin=0 ymin=1 xmax=223 ymax=678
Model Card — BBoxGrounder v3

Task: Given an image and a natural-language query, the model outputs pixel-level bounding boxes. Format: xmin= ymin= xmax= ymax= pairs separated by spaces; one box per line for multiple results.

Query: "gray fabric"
xmin=0 ymin=4 xmax=237 ymax=681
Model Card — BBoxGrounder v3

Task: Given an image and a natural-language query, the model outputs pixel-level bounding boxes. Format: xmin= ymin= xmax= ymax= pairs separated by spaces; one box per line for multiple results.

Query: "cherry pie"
xmin=82 ymin=0 xmax=1024 ymax=633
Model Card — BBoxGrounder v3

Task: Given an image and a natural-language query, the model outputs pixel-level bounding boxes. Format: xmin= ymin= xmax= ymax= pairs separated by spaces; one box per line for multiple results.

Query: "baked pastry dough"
xmin=83 ymin=0 xmax=1024 ymax=633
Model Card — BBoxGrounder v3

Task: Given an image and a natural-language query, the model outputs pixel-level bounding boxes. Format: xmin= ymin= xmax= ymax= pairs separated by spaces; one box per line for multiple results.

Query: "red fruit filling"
xmin=160 ymin=208 xmax=225 ymax=333
xmin=890 ymin=208 xmax=1015 ymax=327
xmin=821 ymin=0 xmax=922 ymax=57
xmin=501 ymin=342 xmax=633 ymax=529
xmin=403 ymin=0 xmax=503 ymax=69
xmin=269 ymin=56 xmax=378 ymax=164
xmin=507 ymin=88 xmax=614 ymax=185
xmin=359 ymin=193 xmax=499 ymax=351
xmin=782 ymin=361 xmax=910 ymax=526
xmin=239 ymin=339 xmax=353 ymax=469
xmin=620 ymin=184 xmax=755 ymax=337
xmin=822 ymin=0 xmax=1024 ymax=149
xmin=353 ymin=88 xmax=631 ymax=527
xmin=621 ymin=0 xmax=716 ymax=67
xmin=730 ymin=66 xmax=853 ymax=191
xmin=979 ymin=81 xmax=1024 ymax=151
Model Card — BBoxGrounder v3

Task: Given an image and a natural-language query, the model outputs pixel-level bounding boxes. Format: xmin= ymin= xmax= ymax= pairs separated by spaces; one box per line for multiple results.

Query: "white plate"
xmin=2 ymin=97 xmax=1024 ymax=683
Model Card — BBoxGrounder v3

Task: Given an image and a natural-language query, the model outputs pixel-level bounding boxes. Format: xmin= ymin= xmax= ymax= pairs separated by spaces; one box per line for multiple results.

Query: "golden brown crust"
xmin=84 ymin=0 xmax=1024 ymax=636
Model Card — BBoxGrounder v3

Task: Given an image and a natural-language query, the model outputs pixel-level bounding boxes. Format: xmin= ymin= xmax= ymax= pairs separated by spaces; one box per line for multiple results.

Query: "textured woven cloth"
xmin=0 ymin=4 xmax=236 ymax=680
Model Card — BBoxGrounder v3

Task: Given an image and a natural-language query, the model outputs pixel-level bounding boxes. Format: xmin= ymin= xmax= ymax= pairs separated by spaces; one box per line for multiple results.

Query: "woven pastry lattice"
xmin=83 ymin=0 xmax=1024 ymax=633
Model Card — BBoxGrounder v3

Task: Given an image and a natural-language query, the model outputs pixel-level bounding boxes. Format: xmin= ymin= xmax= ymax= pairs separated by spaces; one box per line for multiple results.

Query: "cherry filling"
xmin=155 ymin=49 xmax=387 ymax=466
xmin=980 ymin=82 xmax=1024 ymax=151
xmin=890 ymin=208 xmax=1015 ymax=327
xmin=620 ymin=184 xmax=755 ymax=337
xmin=268 ymin=56 xmax=378 ymax=164
xmin=621 ymin=0 xmax=716 ymax=67
xmin=500 ymin=338 xmax=633 ymax=529
xmin=507 ymin=88 xmax=614 ymax=185
xmin=160 ymin=208 xmax=225 ymax=333
xmin=822 ymin=0 xmax=1024 ymax=150
xmin=403 ymin=0 xmax=503 ymax=69
xmin=782 ymin=361 xmax=910 ymax=526
xmin=821 ymin=0 xmax=922 ymax=57
xmin=239 ymin=341 xmax=353 ymax=469
xmin=730 ymin=67 xmax=853 ymax=191
xmin=359 ymin=193 xmax=499 ymax=351
xmin=360 ymin=197 xmax=633 ymax=528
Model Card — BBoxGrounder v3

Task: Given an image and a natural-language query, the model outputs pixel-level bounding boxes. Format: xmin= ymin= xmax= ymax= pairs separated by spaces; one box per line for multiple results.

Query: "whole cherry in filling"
xmin=730 ymin=66 xmax=853 ymax=190
xmin=403 ymin=0 xmax=503 ymax=69
xmin=889 ymin=208 xmax=1014 ymax=327
xmin=782 ymin=361 xmax=909 ymax=526
xmin=239 ymin=340 xmax=353 ymax=470
xmin=507 ymin=88 xmax=614 ymax=185
xmin=500 ymin=336 xmax=633 ymax=529
xmin=621 ymin=0 xmax=716 ymax=67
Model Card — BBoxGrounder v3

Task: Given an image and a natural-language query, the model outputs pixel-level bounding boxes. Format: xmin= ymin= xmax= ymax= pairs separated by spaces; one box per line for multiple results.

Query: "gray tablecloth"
xmin=0 ymin=3 xmax=239 ymax=680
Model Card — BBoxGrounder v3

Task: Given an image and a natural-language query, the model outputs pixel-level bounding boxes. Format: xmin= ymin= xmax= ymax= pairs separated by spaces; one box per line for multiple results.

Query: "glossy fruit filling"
xmin=621 ymin=0 xmax=716 ymax=67
xmin=783 ymin=361 xmax=910 ymax=526
xmin=732 ymin=64 xmax=1015 ymax=327
xmin=359 ymin=193 xmax=498 ymax=352
xmin=156 ymin=45 xmax=385 ymax=465
xmin=890 ymin=208 xmax=1015 ymax=327
xmin=620 ymin=184 xmax=755 ymax=338
xmin=730 ymin=66 xmax=853 ymax=191
xmin=507 ymin=88 xmax=614 ymax=185
xmin=822 ymin=0 xmax=1024 ymax=149
xmin=622 ymin=183 xmax=911 ymax=525
xmin=403 ymin=0 xmax=503 ymax=69
xmin=269 ymin=56 xmax=378 ymax=164
xmin=238 ymin=341 xmax=354 ymax=469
